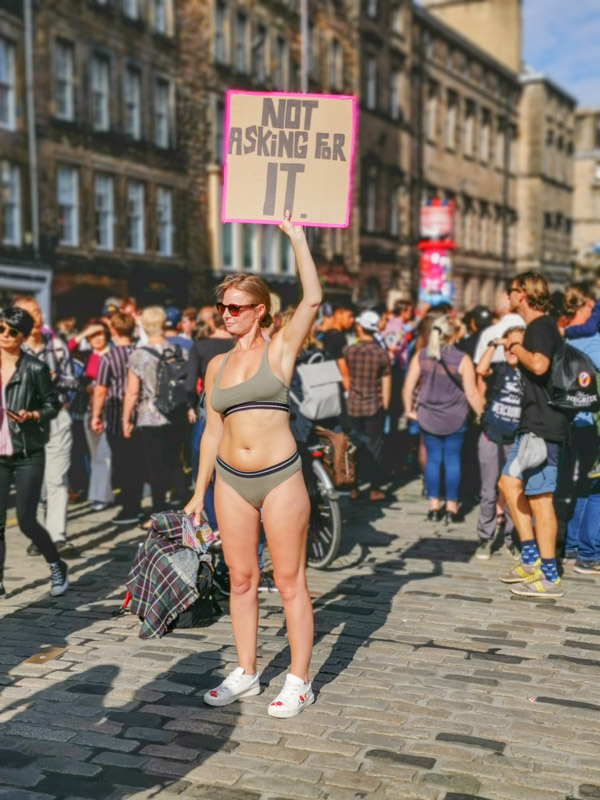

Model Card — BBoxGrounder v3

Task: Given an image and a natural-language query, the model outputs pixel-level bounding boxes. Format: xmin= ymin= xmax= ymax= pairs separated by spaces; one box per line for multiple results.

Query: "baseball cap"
xmin=471 ymin=305 xmax=493 ymax=331
xmin=164 ymin=306 xmax=182 ymax=329
xmin=102 ymin=297 xmax=121 ymax=317
xmin=355 ymin=310 xmax=380 ymax=333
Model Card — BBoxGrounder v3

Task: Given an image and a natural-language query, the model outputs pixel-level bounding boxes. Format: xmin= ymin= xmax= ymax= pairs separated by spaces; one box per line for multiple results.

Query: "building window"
xmin=235 ymin=12 xmax=248 ymax=73
xmin=495 ymin=117 xmax=506 ymax=170
xmin=329 ymin=38 xmax=341 ymax=92
xmin=365 ymin=54 xmax=377 ymax=111
xmin=595 ymin=115 xmax=600 ymax=150
xmin=122 ymin=0 xmax=138 ymax=19
xmin=308 ymin=22 xmax=318 ymax=79
xmin=366 ymin=0 xmax=378 ymax=19
xmin=389 ymin=185 xmax=399 ymax=237
xmin=391 ymin=3 xmax=403 ymax=34
xmin=445 ymin=90 xmax=458 ymax=150
xmin=124 ymin=66 xmax=142 ymax=140
xmin=57 ymin=165 xmax=79 ymax=247
xmin=55 ymin=40 xmax=75 ymax=122
xmin=127 ymin=180 xmax=144 ymax=253
xmin=91 ymin=53 xmax=110 ymax=131
xmin=480 ymin=109 xmax=491 ymax=163
xmin=156 ymin=186 xmax=173 ymax=256
xmin=425 ymin=81 xmax=438 ymax=142
xmin=242 ymin=224 xmax=253 ymax=269
xmin=215 ymin=99 xmax=224 ymax=163
xmin=365 ymin=175 xmax=377 ymax=232
xmin=94 ymin=174 xmax=114 ymax=250
xmin=390 ymin=69 xmax=402 ymax=121
xmin=0 ymin=37 xmax=16 ymax=130
xmin=154 ymin=78 xmax=172 ymax=148
xmin=464 ymin=100 xmax=476 ymax=157
xmin=215 ymin=1 xmax=228 ymax=64
xmin=274 ymin=35 xmax=287 ymax=91
xmin=253 ymin=24 xmax=266 ymax=82
xmin=222 ymin=223 xmax=233 ymax=269
xmin=1 ymin=163 xmax=20 ymax=246
xmin=153 ymin=0 xmax=173 ymax=36
xmin=261 ymin=224 xmax=276 ymax=273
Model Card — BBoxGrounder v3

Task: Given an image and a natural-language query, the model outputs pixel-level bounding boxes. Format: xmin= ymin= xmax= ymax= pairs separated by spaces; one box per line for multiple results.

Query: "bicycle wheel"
xmin=306 ymin=460 xmax=342 ymax=569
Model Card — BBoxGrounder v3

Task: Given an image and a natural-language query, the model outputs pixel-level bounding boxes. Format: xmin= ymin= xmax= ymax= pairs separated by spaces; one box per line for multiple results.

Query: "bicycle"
xmin=305 ymin=443 xmax=342 ymax=569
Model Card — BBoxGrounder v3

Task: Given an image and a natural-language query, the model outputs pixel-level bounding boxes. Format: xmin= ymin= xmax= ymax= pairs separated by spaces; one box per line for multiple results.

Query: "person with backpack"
xmin=498 ymin=272 xmax=571 ymax=598
xmin=474 ymin=324 xmax=525 ymax=560
xmin=559 ymin=285 xmax=600 ymax=573
xmin=122 ymin=306 xmax=190 ymax=528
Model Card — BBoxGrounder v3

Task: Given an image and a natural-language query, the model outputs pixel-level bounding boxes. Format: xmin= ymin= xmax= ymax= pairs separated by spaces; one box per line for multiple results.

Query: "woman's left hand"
xmin=12 ymin=409 xmax=38 ymax=423
xmin=279 ymin=210 xmax=305 ymax=243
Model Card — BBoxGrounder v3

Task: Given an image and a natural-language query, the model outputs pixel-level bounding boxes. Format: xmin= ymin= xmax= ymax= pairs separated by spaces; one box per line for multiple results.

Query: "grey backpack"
xmin=289 ymin=353 xmax=343 ymax=421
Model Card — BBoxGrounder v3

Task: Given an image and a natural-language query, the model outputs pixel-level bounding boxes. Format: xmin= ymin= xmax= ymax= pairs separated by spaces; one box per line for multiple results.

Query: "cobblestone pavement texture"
xmin=0 ymin=482 xmax=599 ymax=800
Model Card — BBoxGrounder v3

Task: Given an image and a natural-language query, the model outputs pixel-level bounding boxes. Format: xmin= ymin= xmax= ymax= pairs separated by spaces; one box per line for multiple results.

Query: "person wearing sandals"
xmin=185 ymin=212 xmax=321 ymax=718
xmin=0 ymin=308 xmax=68 ymax=598
xmin=402 ymin=315 xmax=484 ymax=524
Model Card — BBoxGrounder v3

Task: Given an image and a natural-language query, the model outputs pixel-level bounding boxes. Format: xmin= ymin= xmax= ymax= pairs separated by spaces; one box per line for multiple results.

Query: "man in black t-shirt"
xmin=497 ymin=272 xmax=568 ymax=599
xmin=319 ymin=303 xmax=355 ymax=391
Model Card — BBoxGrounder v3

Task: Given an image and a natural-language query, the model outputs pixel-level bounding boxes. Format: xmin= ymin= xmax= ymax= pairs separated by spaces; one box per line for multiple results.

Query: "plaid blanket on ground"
xmin=126 ymin=512 xmax=201 ymax=639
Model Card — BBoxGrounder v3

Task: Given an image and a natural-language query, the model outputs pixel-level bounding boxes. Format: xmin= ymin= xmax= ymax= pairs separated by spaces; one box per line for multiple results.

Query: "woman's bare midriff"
xmin=218 ymin=409 xmax=297 ymax=471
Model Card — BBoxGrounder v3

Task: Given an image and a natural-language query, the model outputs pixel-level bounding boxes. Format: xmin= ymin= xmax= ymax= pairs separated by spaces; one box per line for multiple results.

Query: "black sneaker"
xmin=213 ymin=570 xmax=230 ymax=596
xmin=258 ymin=572 xmax=278 ymax=593
xmin=112 ymin=511 xmax=142 ymax=527
xmin=427 ymin=509 xmax=443 ymax=522
xmin=27 ymin=542 xmax=41 ymax=556
xmin=56 ymin=539 xmax=76 ymax=557
xmin=49 ymin=560 xmax=69 ymax=596
xmin=0 ymin=580 xmax=5 ymax=598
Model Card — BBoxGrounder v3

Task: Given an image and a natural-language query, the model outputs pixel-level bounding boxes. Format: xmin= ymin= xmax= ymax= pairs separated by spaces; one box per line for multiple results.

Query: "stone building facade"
xmin=572 ymin=107 xmax=600 ymax=279
xmin=0 ymin=0 xmax=205 ymax=322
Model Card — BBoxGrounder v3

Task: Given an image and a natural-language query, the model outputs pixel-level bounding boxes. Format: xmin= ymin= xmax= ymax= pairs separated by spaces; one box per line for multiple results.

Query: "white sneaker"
xmin=268 ymin=673 xmax=314 ymax=718
xmin=203 ymin=667 xmax=261 ymax=707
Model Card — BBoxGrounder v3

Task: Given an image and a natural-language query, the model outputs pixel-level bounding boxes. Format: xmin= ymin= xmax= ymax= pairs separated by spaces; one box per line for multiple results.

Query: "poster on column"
xmin=222 ymin=90 xmax=357 ymax=227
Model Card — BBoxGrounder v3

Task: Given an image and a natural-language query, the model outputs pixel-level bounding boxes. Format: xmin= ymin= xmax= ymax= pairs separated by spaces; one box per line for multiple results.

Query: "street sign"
xmin=222 ymin=91 xmax=357 ymax=228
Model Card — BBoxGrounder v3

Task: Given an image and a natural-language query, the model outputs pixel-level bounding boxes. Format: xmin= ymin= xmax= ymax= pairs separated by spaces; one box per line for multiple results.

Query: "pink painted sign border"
xmin=221 ymin=90 xmax=358 ymax=228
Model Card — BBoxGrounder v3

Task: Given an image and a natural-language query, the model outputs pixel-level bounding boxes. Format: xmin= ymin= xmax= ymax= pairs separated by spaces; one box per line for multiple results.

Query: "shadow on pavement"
xmin=0 ymin=650 xmax=242 ymax=799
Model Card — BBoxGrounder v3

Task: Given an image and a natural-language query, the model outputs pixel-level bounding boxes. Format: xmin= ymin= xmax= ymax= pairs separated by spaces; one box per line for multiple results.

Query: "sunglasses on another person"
xmin=0 ymin=323 xmax=21 ymax=339
xmin=216 ymin=302 xmax=257 ymax=316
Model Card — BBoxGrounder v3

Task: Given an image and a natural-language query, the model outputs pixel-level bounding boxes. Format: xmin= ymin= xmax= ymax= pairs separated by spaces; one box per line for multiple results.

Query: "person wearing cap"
xmin=343 ymin=310 xmax=391 ymax=502
xmin=164 ymin=306 xmax=194 ymax=354
xmin=457 ymin=305 xmax=492 ymax=360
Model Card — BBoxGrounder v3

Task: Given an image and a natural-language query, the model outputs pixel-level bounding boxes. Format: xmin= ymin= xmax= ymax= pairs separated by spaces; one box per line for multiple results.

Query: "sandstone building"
xmin=572 ymin=107 xmax=600 ymax=279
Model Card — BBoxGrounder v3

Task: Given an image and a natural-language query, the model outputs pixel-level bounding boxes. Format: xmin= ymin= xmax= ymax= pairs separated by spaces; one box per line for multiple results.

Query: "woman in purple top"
xmin=403 ymin=315 xmax=484 ymax=524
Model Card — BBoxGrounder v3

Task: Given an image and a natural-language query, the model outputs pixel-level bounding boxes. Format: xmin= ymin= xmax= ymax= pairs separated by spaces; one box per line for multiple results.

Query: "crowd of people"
xmin=0 ymin=237 xmax=599 ymax=709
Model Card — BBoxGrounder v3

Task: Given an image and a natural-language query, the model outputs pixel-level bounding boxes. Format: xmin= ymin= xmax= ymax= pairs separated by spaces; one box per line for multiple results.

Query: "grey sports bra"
xmin=210 ymin=341 xmax=289 ymax=417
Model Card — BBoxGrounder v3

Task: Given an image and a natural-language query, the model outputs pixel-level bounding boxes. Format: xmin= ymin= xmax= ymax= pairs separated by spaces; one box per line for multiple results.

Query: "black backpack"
xmin=144 ymin=346 xmax=188 ymax=418
xmin=547 ymin=343 xmax=600 ymax=415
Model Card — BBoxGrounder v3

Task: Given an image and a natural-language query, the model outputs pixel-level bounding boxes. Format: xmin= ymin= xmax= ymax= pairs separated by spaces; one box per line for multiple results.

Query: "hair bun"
xmin=261 ymin=312 xmax=273 ymax=328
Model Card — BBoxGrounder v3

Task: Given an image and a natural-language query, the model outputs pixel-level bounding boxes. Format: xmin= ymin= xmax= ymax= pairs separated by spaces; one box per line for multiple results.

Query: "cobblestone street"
xmin=1 ymin=481 xmax=599 ymax=800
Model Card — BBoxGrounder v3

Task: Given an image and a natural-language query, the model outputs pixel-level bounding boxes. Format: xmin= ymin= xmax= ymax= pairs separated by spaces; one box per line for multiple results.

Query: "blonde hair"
xmin=216 ymin=274 xmax=272 ymax=328
xmin=141 ymin=306 xmax=166 ymax=337
xmin=515 ymin=271 xmax=550 ymax=313
xmin=563 ymin=283 xmax=593 ymax=319
xmin=427 ymin=314 xmax=459 ymax=360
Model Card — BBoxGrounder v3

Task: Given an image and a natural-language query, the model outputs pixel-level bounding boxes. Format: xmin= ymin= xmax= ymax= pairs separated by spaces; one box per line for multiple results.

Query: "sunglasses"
xmin=0 ymin=324 xmax=21 ymax=339
xmin=216 ymin=302 xmax=257 ymax=317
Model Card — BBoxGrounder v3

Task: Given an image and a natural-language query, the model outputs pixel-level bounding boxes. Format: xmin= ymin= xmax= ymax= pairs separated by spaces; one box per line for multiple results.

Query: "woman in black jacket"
xmin=0 ymin=308 xmax=68 ymax=597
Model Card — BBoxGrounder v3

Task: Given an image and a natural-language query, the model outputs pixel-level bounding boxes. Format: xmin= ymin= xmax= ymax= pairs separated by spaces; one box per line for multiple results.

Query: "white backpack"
xmin=289 ymin=353 xmax=343 ymax=421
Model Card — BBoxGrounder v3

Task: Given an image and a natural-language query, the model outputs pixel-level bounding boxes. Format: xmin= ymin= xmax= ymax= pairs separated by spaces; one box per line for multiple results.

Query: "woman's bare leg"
xmin=262 ymin=470 xmax=313 ymax=682
xmin=214 ymin=476 xmax=261 ymax=675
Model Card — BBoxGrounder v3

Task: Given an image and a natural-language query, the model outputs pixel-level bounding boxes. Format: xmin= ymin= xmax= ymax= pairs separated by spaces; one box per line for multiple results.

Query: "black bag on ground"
xmin=546 ymin=343 xmax=600 ymax=415
xmin=145 ymin=346 xmax=188 ymax=418
xmin=168 ymin=562 xmax=221 ymax=631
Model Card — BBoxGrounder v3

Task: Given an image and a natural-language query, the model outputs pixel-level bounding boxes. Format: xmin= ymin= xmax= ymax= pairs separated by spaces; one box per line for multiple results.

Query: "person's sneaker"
xmin=588 ymin=458 xmax=600 ymax=480
xmin=112 ymin=511 xmax=142 ymax=527
xmin=0 ymin=580 xmax=5 ymax=598
xmin=427 ymin=509 xmax=443 ymax=522
xmin=499 ymin=560 xmax=541 ymax=584
xmin=510 ymin=574 xmax=564 ymax=598
xmin=90 ymin=501 xmax=109 ymax=512
xmin=475 ymin=540 xmax=493 ymax=561
xmin=562 ymin=549 xmax=578 ymax=566
xmin=56 ymin=539 xmax=76 ymax=557
xmin=213 ymin=570 xmax=231 ymax=596
xmin=49 ymin=561 xmax=69 ymax=596
xmin=203 ymin=667 xmax=261 ymax=706
xmin=504 ymin=541 xmax=521 ymax=560
xmin=574 ymin=560 xmax=600 ymax=576
xmin=26 ymin=542 xmax=41 ymax=556
xmin=268 ymin=673 xmax=314 ymax=719
xmin=258 ymin=572 xmax=279 ymax=593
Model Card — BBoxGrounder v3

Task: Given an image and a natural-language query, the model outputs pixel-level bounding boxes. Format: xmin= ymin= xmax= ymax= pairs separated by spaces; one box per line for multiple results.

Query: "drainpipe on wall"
xmin=300 ymin=0 xmax=308 ymax=94
xmin=24 ymin=0 xmax=40 ymax=260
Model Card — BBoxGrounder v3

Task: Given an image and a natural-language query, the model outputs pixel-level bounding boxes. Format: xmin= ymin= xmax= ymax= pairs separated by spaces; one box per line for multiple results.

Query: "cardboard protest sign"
xmin=222 ymin=91 xmax=357 ymax=228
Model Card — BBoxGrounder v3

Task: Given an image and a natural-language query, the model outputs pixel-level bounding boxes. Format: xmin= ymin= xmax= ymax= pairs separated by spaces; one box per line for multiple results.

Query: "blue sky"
xmin=522 ymin=0 xmax=599 ymax=105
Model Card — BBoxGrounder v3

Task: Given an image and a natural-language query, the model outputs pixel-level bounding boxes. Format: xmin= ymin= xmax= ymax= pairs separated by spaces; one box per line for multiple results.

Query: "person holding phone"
xmin=0 ymin=307 xmax=67 ymax=598
xmin=185 ymin=212 xmax=322 ymax=719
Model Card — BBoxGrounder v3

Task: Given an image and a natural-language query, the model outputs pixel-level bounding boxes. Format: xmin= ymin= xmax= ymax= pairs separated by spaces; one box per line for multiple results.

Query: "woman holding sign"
xmin=185 ymin=212 xmax=321 ymax=718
